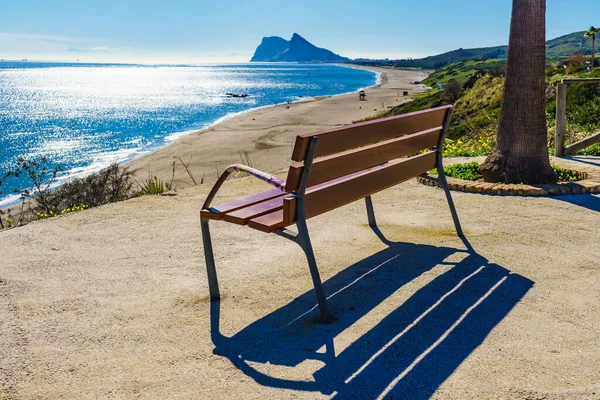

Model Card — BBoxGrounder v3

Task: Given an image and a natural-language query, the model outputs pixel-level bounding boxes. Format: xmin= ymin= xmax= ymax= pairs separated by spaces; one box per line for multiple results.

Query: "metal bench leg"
xmin=436 ymin=166 xmax=464 ymax=237
xmin=294 ymin=219 xmax=333 ymax=322
xmin=365 ymin=195 xmax=377 ymax=227
xmin=201 ymin=218 xmax=221 ymax=300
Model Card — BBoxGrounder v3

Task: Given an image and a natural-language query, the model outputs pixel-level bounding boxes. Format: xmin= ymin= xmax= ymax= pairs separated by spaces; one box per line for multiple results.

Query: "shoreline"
xmin=0 ymin=65 xmax=427 ymax=209
xmin=162 ymin=66 xmax=382 ymax=144
xmin=0 ymin=64 xmax=385 ymax=209
xmin=125 ymin=65 xmax=429 ymax=188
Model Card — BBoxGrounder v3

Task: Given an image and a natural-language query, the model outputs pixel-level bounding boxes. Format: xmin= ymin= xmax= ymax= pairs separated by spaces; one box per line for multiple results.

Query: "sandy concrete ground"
xmin=126 ymin=66 xmax=430 ymax=187
xmin=1 ymin=155 xmax=600 ymax=399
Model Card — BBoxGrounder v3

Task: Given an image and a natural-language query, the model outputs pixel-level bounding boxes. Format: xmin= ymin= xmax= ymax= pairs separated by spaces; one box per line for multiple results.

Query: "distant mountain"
xmin=546 ymin=31 xmax=592 ymax=57
xmin=251 ymin=33 xmax=349 ymax=63
xmin=251 ymin=36 xmax=290 ymax=62
xmin=354 ymin=31 xmax=592 ymax=70
xmin=398 ymin=45 xmax=509 ymax=69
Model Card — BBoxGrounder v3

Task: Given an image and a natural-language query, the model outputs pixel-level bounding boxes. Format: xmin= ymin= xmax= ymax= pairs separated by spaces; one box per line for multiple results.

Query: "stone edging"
xmin=417 ymin=158 xmax=600 ymax=196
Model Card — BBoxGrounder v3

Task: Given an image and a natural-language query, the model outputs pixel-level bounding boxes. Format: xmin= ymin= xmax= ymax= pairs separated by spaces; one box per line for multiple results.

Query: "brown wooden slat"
xmin=291 ymin=106 xmax=450 ymax=161
xmin=223 ymin=194 xmax=291 ymax=225
xmin=200 ymin=188 xmax=285 ymax=220
xmin=283 ymin=151 xmax=437 ymax=222
xmin=285 ymin=127 xmax=442 ymax=192
xmin=247 ymin=210 xmax=289 ymax=233
xmin=564 ymin=130 xmax=600 ymax=155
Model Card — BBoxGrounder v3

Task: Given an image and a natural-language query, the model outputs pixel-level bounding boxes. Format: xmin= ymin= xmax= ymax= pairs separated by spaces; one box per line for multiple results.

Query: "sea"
xmin=0 ymin=62 xmax=378 ymax=207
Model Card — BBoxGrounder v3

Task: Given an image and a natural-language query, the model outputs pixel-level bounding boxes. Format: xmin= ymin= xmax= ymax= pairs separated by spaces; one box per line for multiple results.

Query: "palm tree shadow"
xmin=552 ymin=193 xmax=600 ymax=212
xmin=210 ymin=228 xmax=533 ymax=398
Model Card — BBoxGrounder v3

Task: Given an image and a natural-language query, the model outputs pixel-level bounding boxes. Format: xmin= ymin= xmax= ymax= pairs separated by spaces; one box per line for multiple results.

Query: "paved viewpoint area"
xmin=1 ymin=159 xmax=600 ymax=399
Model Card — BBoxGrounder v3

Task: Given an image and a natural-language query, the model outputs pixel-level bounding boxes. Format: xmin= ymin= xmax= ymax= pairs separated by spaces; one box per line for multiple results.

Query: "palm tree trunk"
xmin=480 ymin=0 xmax=557 ymax=184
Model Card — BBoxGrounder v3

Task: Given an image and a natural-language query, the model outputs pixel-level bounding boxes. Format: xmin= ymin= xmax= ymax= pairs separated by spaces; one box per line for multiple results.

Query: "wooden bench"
xmin=200 ymin=105 xmax=463 ymax=321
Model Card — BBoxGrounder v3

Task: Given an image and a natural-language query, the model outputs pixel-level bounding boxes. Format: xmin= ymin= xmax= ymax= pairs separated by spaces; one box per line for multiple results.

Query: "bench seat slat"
xmin=248 ymin=210 xmax=288 ymax=233
xmin=285 ymin=126 xmax=442 ymax=192
xmin=223 ymin=194 xmax=291 ymax=225
xmin=200 ymin=188 xmax=284 ymax=220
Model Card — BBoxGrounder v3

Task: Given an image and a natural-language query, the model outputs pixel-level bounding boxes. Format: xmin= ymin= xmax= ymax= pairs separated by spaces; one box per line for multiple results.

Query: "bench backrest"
xmin=282 ymin=105 xmax=452 ymax=223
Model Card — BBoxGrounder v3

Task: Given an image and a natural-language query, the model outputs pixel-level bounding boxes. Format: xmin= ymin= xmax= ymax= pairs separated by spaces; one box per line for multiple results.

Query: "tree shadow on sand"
xmin=552 ymin=193 xmax=600 ymax=212
xmin=552 ymin=157 xmax=600 ymax=212
xmin=209 ymin=230 xmax=533 ymax=399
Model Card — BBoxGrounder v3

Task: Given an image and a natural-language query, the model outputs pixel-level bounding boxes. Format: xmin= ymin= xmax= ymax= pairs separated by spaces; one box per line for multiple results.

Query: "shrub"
xmin=443 ymin=79 xmax=462 ymax=102
xmin=443 ymin=162 xmax=482 ymax=181
xmin=43 ymin=163 xmax=134 ymax=212
xmin=1 ymin=160 xmax=134 ymax=229
xmin=439 ymin=162 xmax=582 ymax=183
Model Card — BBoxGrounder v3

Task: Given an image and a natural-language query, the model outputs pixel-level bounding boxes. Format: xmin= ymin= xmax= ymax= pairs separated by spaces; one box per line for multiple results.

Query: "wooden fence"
xmin=555 ymin=78 xmax=600 ymax=157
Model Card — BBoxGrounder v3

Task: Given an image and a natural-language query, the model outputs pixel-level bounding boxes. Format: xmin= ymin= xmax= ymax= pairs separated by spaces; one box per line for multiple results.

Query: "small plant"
xmin=577 ymin=142 xmax=600 ymax=156
xmin=239 ymin=150 xmax=255 ymax=169
xmin=34 ymin=204 xmax=89 ymax=221
xmin=175 ymin=156 xmax=200 ymax=185
xmin=136 ymin=176 xmax=171 ymax=196
xmin=8 ymin=157 xmax=63 ymax=215
xmin=2 ymin=214 xmax=19 ymax=229
xmin=34 ymin=211 xmax=57 ymax=221
xmin=551 ymin=164 xmax=581 ymax=182
xmin=443 ymin=162 xmax=482 ymax=181
xmin=442 ymin=136 xmax=495 ymax=157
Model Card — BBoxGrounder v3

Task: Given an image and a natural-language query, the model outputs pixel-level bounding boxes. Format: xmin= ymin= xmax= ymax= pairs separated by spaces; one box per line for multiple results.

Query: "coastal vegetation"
xmin=441 ymin=162 xmax=583 ymax=183
xmin=0 ymin=154 xmax=209 ymax=230
xmin=0 ymin=160 xmax=134 ymax=229
xmin=365 ymin=57 xmax=600 ymax=162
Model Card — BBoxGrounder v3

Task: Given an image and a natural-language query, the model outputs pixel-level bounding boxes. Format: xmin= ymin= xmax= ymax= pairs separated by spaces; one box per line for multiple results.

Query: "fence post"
xmin=555 ymin=82 xmax=567 ymax=157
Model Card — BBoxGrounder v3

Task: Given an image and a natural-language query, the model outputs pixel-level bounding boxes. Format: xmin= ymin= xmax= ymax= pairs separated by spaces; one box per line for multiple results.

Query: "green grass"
xmin=373 ymin=59 xmax=600 ymax=154
xmin=443 ymin=162 xmax=482 ymax=181
xmin=577 ymin=143 xmax=600 ymax=156
xmin=422 ymin=59 xmax=506 ymax=87
xmin=439 ymin=162 xmax=582 ymax=183
xmin=551 ymin=164 xmax=582 ymax=182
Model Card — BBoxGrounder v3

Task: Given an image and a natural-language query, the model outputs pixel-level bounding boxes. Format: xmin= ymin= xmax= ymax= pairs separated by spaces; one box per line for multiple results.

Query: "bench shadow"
xmin=209 ymin=230 xmax=533 ymax=399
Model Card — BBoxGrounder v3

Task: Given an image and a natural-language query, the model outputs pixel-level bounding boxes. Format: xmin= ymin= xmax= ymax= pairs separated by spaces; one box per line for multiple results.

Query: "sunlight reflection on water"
xmin=0 ymin=62 xmax=377 ymax=205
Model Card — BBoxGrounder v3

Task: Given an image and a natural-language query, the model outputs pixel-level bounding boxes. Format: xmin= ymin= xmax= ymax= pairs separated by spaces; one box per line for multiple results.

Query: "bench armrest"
xmin=202 ymin=164 xmax=286 ymax=210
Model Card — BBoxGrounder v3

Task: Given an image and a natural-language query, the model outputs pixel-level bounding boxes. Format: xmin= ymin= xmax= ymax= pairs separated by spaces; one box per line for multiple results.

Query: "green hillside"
xmin=352 ymin=31 xmax=592 ymax=69
xmin=546 ymin=31 xmax=592 ymax=58
xmin=394 ymin=46 xmax=507 ymax=70
xmin=421 ymin=59 xmax=506 ymax=87
xmin=358 ymin=59 xmax=600 ymax=156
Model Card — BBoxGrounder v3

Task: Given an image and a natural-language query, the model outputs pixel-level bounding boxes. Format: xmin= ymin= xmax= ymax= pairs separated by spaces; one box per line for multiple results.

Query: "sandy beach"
xmin=126 ymin=66 xmax=430 ymax=186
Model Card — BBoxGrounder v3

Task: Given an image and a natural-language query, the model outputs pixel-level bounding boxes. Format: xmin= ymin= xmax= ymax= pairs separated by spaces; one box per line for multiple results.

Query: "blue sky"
xmin=1 ymin=0 xmax=599 ymax=63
